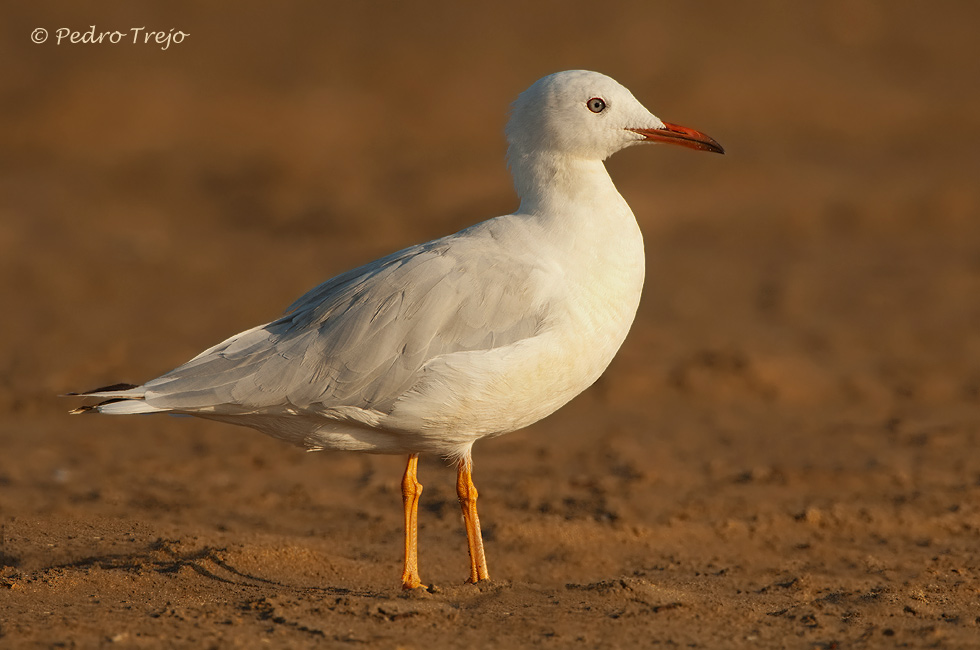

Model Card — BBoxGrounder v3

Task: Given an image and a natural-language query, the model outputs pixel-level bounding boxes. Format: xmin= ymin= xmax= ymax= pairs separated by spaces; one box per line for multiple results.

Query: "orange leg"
xmin=456 ymin=456 xmax=490 ymax=583
xmin=401 ymin=453 xmax=423 ymax=589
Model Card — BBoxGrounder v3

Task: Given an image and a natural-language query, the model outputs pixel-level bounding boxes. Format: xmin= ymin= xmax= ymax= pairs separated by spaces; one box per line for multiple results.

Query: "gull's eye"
xmin=587 ymin=97 xmax=606 ymax=113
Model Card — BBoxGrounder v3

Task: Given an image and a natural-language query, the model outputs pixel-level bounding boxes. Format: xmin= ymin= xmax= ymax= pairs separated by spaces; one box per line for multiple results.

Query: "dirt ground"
xmin=2 ymin=2 xmax=979 ymax=648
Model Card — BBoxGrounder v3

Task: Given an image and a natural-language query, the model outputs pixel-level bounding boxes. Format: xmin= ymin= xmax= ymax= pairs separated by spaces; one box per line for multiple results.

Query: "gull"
xmin=70 ymin=70 xmax=723 ymax=589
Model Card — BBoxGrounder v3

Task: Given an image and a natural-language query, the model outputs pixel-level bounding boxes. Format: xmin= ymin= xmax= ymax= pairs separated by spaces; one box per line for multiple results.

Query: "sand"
xmin=2 ymin=2 xmax=979 ymax=647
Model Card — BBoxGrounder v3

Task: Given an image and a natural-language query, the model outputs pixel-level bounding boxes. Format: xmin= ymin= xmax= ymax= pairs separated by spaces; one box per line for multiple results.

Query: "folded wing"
xmin=141 ymin=224 xmax=550 ymax=417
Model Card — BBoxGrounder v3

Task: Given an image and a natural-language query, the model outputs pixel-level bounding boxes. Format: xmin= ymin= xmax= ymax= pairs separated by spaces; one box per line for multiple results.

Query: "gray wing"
xmin=142 ymin=224 xmax=548 ymax=414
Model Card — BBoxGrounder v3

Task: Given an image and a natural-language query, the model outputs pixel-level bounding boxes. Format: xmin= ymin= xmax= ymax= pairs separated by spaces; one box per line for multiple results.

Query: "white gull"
xmin=70 ymin=70 xmax=724 ymax=589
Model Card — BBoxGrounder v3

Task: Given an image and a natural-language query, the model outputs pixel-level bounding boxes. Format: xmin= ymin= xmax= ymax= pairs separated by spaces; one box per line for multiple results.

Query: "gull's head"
xmin=506 ymin=70 xmax=724 ymax=162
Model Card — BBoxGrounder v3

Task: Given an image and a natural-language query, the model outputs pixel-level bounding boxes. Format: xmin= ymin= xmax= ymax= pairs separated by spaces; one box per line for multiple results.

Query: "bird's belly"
xmin=382 ymin=270 xmax=643 ymax=445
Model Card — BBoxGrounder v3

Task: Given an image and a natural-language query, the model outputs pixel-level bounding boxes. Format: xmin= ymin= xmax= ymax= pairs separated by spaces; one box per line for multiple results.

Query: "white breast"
xmin=380 ymin=170 xmax=646 ymax=452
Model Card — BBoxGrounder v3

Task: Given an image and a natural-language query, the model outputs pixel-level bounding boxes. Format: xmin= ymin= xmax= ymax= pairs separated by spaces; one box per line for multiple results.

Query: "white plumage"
xmin=72 ymin=70 xmax=723 ymax=587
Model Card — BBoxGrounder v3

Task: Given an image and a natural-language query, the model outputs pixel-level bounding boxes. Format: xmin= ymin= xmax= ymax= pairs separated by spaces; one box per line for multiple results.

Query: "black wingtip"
xmin=65 ymin=382 xmax=140 ymax=397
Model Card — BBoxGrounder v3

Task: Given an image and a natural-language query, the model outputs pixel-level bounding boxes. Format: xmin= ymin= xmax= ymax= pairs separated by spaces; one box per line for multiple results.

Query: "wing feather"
xmin=143 ymin=222 xmax=550 ymax=416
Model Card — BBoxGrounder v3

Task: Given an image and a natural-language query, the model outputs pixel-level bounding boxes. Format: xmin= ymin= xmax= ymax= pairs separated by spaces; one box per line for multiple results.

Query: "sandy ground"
xmin=2 ymin=2 xmax=979 ymax=648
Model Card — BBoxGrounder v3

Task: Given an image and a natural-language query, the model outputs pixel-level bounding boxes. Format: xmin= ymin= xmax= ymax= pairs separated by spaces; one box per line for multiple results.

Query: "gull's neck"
xmin=508 ymin=149 xmax=629 ymax=220
xmin=505 ymin=144 xmax=646 ymax=370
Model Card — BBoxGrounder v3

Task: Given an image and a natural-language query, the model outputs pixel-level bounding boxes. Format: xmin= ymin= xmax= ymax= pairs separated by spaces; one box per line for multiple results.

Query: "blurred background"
xmin=1 ymin=1 xmax=979 ymax=641
xmin=2 ymin=1 xmax=977 ymax=417
xmin=4 ymin=0 xmax=980 ymax=538
xmin=3 ymin=0 xmax=980 ymax=509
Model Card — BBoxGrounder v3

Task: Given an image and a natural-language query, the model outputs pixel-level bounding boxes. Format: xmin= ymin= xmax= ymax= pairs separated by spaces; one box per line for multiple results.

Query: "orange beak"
xmin=628 ymin=122 xmax=725 ymax=154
